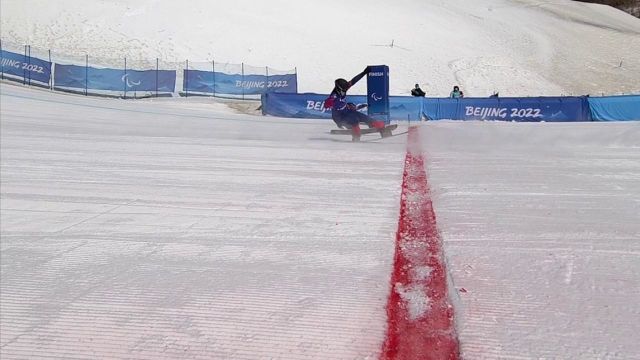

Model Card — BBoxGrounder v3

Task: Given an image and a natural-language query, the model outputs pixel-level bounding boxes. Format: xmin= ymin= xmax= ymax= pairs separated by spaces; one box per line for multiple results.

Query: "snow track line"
xmin=381 ymin=126 xmax=459 ymax=360
xmin=0 ymin=91 xmax=295 ymax=125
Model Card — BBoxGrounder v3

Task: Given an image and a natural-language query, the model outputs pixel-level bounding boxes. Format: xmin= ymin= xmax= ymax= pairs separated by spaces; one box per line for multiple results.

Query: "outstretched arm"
xmin=348 ymin=66 xmax=370 ymax=88
xmin=326 ymin=66 xmax=370 ymax=107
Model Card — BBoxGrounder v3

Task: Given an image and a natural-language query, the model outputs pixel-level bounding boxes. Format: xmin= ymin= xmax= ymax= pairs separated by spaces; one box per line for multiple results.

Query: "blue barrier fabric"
xmin=261 ymin=93 xmax=595 ymax=122
xmin=261 ymin=93 xmax=424 ymax=121
xmin=422 ymin=97 xmax=590 ymax=122
xmin=184 ymin=69 xmax=297 ymax=95
xmin=54 ymin=64 xmax=176 ymax=92
xmin=390 ymin=96 xmax=423 ymax=121
xmin=588 ymin=95 xmax=640 ymax=121
xmin=262 ymin=93 xmax=356 ymax=119
xmin=1 ymin=50 xmax=52 ymax=84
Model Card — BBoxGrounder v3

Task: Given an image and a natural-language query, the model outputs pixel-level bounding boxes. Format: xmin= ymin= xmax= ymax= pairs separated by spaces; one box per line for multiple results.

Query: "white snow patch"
xmin=411 ymin=265 xmax=433 ymax=282
xmin=399 ymin=238 xmax=430 ymax=264
xmin=394 ymin=283 xmax=431 ymax=321
xmin=405 ymin=192 xmax=423 ymax=205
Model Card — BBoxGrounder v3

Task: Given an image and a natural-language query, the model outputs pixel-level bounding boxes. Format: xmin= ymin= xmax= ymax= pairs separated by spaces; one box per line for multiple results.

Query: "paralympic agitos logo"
xmin=121 ymin=73 xmax=141 ymax=88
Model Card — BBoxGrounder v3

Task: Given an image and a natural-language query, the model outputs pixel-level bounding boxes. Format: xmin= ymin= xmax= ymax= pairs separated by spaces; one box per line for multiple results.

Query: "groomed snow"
xmin=2 ymin=79 xmax=639 ymax=359
xmin=2 ymin=0 xmax=640 ymax=358
xmin=1 ymin=84 xmax=407 ymax=359
xmin=422 ymin=121 xmax=640 ymax=358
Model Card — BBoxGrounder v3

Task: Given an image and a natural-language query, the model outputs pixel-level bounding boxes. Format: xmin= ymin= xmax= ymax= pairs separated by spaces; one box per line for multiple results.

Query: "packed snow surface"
xmin=2 ymin=82 xmax=639 ymax=359
xmin=1 ymin=0 xmax=640 ymax=358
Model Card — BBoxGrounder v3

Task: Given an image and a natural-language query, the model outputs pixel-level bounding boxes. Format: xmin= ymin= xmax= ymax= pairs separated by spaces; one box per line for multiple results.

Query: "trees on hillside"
xmin=575 ymin=0 xmax=640 ymax=17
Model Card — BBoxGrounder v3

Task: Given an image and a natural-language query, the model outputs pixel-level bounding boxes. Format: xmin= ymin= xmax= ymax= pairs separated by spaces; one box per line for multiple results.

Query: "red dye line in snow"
xmin=381 ymin=126 xmax=459 ymax=360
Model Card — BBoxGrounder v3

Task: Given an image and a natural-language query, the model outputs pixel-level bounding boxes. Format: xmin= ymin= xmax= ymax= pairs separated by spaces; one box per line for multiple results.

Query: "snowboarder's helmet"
xmin=335 ymin=78 xmax=349 ymax=92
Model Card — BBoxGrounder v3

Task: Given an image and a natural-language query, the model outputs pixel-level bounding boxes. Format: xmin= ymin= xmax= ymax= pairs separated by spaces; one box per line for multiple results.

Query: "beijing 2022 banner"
xmin=422 ymin=97 xmax=590 ymax=122
xmin=184 ymin=69 xmax=297 ymax=95
xmin=261 ymin=93 xmax=423 ymax=121
xmin=1 ymin=50 xmax=52 ymax=84
xmin=54 ymin=64 xmax=176 ymax=92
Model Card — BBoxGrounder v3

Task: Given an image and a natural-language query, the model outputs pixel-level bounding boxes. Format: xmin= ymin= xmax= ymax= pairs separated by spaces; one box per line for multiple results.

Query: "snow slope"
xmin=422 ymin=121 xmax=640 ymax=358
xmin=2 ymin=0 xmax=640 ymax=96
xmin=0 ymin=83 xmax=407 ymax=359
xmin=2 ymin=0 xmax=640 ymax=358
xmin=2 ymin=79 xmax=639 ymax=359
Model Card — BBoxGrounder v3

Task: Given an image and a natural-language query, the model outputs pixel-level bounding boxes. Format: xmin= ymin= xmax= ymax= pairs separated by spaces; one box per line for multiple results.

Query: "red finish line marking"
xmin=381 ymin=126 xmax=460 ymax=360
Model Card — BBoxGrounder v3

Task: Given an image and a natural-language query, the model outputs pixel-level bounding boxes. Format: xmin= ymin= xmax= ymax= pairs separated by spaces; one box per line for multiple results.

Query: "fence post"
xmin=241 ymin=62 xmax=245 ymax=100
xmin=48 ymin=49 xmax=52 ymax=90
xmin=124 ymin=57 xmax=127 ymax=99
xmin=23 ymin=45 xmax=27 ymax=85
xmin=85 ymin=54 xmax=88 ymax=96
xmin=1 ymin=39 xmax=4 ymax=80
xmin=27 ymin=45 xmax=32 ymax=86
xmin=185 ymin=59 xmax=189 ymax=98
xmin=156 ymin=58 xmax=159 ymax=98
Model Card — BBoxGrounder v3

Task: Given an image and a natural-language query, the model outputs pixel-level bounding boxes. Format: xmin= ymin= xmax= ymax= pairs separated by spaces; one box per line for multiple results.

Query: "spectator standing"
xmin=450 ymin=85 xmax=464 ymax=98
xmin=411 ymin=84 xmax=426 ymax=97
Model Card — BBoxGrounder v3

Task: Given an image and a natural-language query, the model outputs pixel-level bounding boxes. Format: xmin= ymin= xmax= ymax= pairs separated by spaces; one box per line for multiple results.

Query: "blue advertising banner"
xmin=389 ymin=96 xmax=423 ymax=121
xmin=261 ymin=93 xmax=423 ymax=121
xmin=588 ymin=95 xmax=640 ymax=121
xmin=184 ymin=69 xmax=297 ymax=95
xmin=262 ymin=93 xmax=354 ymax=119
xmin=54 ymin=64 xmax=176 ymax=92
xmin=262 ymin=93 xmax=595 ymax=122
xmin=1 ymin=50 xmax=52 ymax=84
xmin=422 ymin=97 xmax=590 ymax=122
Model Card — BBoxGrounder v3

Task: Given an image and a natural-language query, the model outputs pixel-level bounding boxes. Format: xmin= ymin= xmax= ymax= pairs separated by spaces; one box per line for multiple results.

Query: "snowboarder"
xmin=324 ymin=66 xmax=385 ymax=141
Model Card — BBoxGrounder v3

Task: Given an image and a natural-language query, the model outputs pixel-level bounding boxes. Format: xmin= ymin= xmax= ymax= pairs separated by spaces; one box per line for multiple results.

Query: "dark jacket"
xmin=411 ymin=87 xmax=426 ymax=97
xmin=325 ymin=68 xmax=369 ymax=116
xmin=324 ymin=67 xmax=371 ymax=127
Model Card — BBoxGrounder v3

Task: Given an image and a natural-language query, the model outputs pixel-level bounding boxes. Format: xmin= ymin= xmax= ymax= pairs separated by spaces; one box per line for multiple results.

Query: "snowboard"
xmin=330 ymin=124 xmax=398 ymax=139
